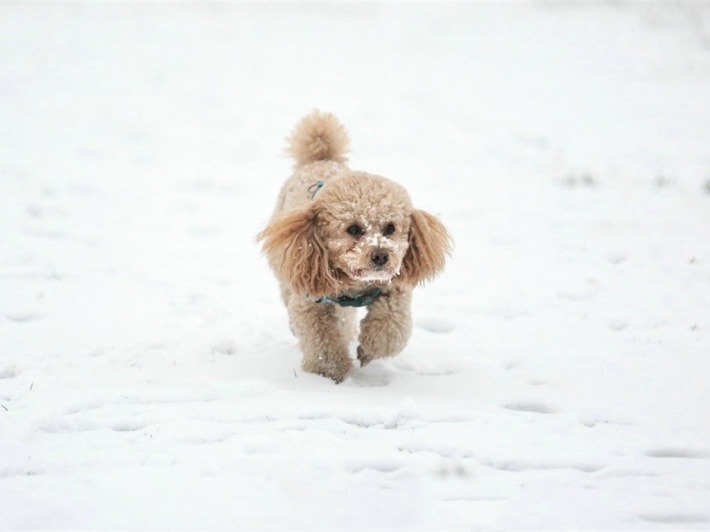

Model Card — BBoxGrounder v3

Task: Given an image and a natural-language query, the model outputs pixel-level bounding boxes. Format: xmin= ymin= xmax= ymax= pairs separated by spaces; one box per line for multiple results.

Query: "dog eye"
xmin=383 ymin=223 xmax=395 ymax=236
xmin=346 ymin=224 xmax=364 ymax=237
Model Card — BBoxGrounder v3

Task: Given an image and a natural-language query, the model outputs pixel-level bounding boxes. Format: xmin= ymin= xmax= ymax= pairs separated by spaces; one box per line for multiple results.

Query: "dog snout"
xmin=370 ymin=248 xmax=389 ymax=267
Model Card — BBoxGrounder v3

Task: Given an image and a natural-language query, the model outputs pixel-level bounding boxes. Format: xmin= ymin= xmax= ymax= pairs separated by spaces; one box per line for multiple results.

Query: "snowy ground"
xmin=1 ymin=2 xmax=709 ymax=530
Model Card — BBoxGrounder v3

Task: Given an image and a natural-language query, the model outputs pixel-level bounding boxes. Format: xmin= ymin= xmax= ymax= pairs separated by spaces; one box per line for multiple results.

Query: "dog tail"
xmin=287 ymin=110 xmax=350 ymax=166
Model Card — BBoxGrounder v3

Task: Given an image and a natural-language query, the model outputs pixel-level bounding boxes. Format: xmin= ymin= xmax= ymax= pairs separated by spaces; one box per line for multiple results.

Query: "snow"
xmin=1 ymin=2 xmax=709 ymax=529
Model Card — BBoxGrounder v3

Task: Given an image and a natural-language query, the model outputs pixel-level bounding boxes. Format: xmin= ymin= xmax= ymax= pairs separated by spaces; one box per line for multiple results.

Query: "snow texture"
xmin=1 ymin=3 xmax=709 ymax=530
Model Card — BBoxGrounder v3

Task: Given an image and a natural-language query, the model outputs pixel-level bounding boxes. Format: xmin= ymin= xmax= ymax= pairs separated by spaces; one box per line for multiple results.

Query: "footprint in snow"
xmin=503 ymin=401 xmax=558 ymax=415
xmin=607 ymin=319 xmax=629 ymax=332
xmin=486 ymin=459 xmax=602 ymax=473
xmin=2 ymin=312 xmax=43 ymax=323
xmin=415 ymin=316 xmax=455 ymax=333
xmin=578 ymin=415 xmax=631 ymax=428
xmin=347 ymin=364 xmax=392 ymax=387
xmin=395 ymin=361 xmax=463 ymax=377
xmin=348 ymin=458 xmax=404 ymax=474
xmin=638 ymin=513 xmax=708 ymax=524
xmin=0 ymin=366 xmax=20 ymax=379
xmin=211 ymin=339 xmax=238 ymax=355
xmin=606 ymin=252 xmax=627 ymax=265
xmin=645 ymin=447 xmax=710 ymax=459
xmin=111 ymin=420 xmax=147 ymax=432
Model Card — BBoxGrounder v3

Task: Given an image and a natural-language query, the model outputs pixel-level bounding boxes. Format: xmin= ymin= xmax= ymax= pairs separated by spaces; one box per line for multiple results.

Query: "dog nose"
xmin=370 ymin=249 xmax=389 ymax=267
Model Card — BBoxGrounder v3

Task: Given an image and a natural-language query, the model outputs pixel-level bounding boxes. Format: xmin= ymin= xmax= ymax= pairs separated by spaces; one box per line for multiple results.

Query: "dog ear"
xmin=257 ymin=206 xmax=341 ymax=297
xmin=398 ymin=209 xmax=452 ymax=286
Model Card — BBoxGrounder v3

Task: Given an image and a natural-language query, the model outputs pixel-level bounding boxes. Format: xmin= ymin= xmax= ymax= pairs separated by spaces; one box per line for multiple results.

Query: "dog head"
xmin=258 ymin=172 xmax=451 ymax=297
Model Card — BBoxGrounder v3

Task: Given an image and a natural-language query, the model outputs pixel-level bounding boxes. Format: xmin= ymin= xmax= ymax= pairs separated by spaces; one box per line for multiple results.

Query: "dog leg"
xmin=287 ymin=296 xmax=353 ymax=383
xmin=357 ymin=288 xmax=413 ymax=366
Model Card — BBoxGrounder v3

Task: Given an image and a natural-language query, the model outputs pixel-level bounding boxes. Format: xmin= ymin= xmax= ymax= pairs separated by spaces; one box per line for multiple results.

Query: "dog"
xmin=258 ymin=111 xmax=452 ymax=382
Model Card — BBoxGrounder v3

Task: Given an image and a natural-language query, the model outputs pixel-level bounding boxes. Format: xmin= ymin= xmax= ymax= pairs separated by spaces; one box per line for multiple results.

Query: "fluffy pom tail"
xmin=287 ymin=110 xmax=350 ymax=166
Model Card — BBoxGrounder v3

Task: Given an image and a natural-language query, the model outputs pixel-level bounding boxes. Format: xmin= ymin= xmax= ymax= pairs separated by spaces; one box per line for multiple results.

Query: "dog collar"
xmin=314 ymin=287 xmax=382 ymax=308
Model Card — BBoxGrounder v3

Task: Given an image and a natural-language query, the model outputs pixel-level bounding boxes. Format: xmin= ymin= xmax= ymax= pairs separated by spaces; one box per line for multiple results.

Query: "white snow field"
xmin=1 ymin=3 xmax=709 ymax=530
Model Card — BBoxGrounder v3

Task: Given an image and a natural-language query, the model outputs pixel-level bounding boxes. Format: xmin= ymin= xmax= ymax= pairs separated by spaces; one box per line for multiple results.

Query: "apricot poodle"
xmin=258 ymin=110 xmax=452 ymax=382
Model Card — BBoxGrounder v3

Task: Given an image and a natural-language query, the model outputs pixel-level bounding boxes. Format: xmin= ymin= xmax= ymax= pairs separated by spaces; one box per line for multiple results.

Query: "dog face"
xmin=259 ymin=171 xmax=451 ymax=297
xmin=316 ymin=173 xmax=412 ymax=284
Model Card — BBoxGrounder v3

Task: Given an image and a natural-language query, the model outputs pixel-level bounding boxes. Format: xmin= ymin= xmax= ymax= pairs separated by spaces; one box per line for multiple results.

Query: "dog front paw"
xmin=357 ymin=345 xmax=374 ymax=367
xmin=303 ymin=354 xmax=352 ymax=383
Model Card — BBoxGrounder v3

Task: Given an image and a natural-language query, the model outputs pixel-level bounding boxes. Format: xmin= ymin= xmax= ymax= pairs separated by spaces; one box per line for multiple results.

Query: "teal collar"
xmin=315 ymin=287 xmax=382 ymax=308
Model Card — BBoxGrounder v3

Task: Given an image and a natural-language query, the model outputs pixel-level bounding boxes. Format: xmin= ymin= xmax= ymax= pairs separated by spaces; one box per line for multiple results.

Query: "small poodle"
xmin=258 ymin=111 xmax=452 ymax=383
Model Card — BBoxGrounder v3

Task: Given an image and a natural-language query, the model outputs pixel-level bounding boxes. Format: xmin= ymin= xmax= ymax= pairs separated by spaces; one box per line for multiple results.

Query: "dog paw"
xmin=303 ymin=355 xmax=352 ymax=383
xmin=357 ymin=345 xmax=373 ymax=367
xmin=323 ymin=363 xmax=350 ymax=384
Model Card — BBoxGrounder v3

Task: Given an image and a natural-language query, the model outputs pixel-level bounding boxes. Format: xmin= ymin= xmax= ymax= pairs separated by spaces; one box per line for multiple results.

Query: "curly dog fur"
xmin=258 ymin=110 xmax=452 ymax=382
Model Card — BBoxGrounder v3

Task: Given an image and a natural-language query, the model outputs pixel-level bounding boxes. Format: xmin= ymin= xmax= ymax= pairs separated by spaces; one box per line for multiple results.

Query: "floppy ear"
xmin=257 ymin=206 xmax=341 ymax=297
xmin=398 ymin=209 xmax=452 ymax=286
